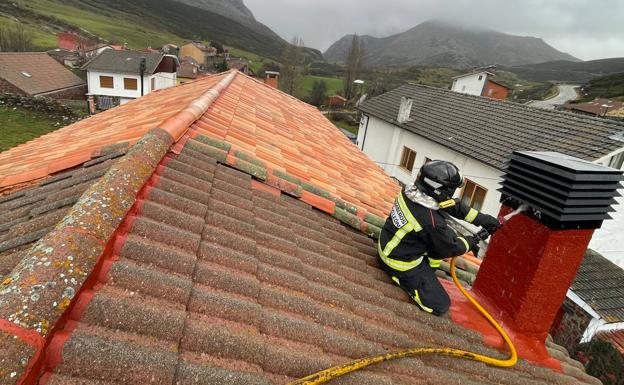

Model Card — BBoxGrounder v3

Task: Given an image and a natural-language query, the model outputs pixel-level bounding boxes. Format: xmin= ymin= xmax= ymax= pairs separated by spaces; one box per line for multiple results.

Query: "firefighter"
xmin=378 ymin=160 xmax=501 ymax=315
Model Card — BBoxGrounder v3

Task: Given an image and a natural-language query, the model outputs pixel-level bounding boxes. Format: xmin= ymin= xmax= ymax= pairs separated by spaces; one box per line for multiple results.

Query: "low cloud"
xmin=244 ymin=0 xmax=624 ymax=60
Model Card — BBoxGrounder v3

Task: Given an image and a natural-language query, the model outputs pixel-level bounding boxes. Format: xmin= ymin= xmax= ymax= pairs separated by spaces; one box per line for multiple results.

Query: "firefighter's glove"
xmin=465 ymin=235 xmax=480 ymax=256
xmin=480 ymin=215 xmax=501 ymax=235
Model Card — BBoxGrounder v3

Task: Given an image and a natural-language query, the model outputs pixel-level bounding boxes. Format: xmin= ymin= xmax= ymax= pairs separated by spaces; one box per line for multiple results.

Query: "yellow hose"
xmin=287 ymin=256 xmax=518 ymax=385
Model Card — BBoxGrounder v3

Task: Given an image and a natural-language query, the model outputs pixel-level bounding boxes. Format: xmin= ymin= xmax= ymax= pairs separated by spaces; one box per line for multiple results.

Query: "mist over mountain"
xmin=324 ymin=20 xmax=579 ymax=68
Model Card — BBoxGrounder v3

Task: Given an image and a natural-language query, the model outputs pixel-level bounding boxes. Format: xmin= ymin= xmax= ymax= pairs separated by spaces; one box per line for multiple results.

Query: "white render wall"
xmin=589 ymin=154 xmax=624 ymax=268
xmin=86 ymin=70 xmax=176 ymax=99
xmin=451 ymin=72 xmax=487 ymax=96
xmin=358 ymin=115 xmax=504 ymax=216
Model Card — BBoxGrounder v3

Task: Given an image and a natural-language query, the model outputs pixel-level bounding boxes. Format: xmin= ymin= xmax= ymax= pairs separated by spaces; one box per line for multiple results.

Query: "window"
xmin=478 ymin=75 xmax=483 ymax=80
xmin=399 ymin=147 xmax=417 ymax=172
xmin=460 ymin=179 xmax=487 ymax=211
xmin=99 ymin=76 xmax=114 ymax=88
xmin=151 ymin=77 xmax=156 ymax=91
xmin=124 ymin=77 xmax=138 ymax=90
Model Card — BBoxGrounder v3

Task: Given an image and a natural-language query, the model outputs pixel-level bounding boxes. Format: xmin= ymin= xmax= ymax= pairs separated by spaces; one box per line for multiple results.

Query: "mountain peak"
xmin=324 ymin=20 xmax=579 ymax=68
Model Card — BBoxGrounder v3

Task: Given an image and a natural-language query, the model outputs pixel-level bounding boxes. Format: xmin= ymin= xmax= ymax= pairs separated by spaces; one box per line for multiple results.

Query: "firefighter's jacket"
xmin=378 ymin=190 xmax=489 ymax=273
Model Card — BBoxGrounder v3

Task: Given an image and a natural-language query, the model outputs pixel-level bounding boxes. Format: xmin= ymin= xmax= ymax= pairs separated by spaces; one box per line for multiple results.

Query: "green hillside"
xmin=578 ymin=72 xmax=624 ymax=102
xmin=504 ymin=57 xmax=624 ymax=83
xmin=0 ymin=0 xmax=322 ymax=60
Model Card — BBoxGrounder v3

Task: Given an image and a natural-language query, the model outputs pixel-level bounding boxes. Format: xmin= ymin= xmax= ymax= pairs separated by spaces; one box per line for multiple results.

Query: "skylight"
xmin=20 ymin=71 xmax=32 ymax=78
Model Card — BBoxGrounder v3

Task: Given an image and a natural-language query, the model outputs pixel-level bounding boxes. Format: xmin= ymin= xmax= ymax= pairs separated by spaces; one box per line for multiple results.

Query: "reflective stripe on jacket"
xmin=378 ymin=190 xmax=487 ymax=274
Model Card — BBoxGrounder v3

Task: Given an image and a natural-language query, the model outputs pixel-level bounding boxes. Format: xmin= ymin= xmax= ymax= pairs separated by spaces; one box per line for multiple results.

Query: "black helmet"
xmin=415 ymin=160 xmax=464 ymax=202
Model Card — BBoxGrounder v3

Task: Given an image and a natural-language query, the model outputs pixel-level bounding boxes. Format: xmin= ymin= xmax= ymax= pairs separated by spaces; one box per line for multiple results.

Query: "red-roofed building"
xmin=0 ymin=70 xmax=607 ymax=385
xmin=451 ymin=70 xmax=510 ymax=100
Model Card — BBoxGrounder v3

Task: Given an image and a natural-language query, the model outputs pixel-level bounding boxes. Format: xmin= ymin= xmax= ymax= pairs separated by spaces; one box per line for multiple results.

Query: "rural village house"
xmin=0 ymin=52 xmax=86 ymax=100
xmin=451 ymin=70 xmax=510 ymax=100
xmin=82 ymin=49 xmax=179 ymax=112
xmin=357 ymin=84 xmax=624 ymax=265
xmin=563 ymin=98 xmax=624 ymax=118
xmin=179 ymin=41 xmax=218 ymax=67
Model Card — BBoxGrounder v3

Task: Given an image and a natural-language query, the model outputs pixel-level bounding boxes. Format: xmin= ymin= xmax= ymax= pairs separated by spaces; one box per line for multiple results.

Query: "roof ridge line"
xmin=157 ymin=70 xmax=238 ymax=142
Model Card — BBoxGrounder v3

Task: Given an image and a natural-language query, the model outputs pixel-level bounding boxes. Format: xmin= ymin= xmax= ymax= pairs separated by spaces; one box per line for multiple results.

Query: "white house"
xmin=451 ymin=70 xmax=510 ymax=100
xmin=357 ymin=84 xmax=624 ymax=265
xmin=83 ymin=50 xmax=179 ymax=113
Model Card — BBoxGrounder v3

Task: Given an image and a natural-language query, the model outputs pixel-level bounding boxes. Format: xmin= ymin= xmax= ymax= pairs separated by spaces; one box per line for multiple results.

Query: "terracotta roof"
xmin=0 ymin=72 xmax=227 ymax=191
xmin=0 ymin=70 xmax=599 ymax=385
xmin=564 ymin=99 xmax=624 ymax=116
xmin=359 ymin=84 xmax=624 ymax=170
xmin=571 ymin=249 xmax=624 ymax=323
xmin=1 ymin=72 xmax=399 ymax=217
xmin=0 ymin=53 xmax=85 ymax=96
xmin=82 ymin=50 xmax=165 ymax=74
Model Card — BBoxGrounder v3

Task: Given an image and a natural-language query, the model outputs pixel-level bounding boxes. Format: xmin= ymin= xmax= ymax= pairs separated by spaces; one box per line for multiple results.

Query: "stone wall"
xmin=0 ymin=78 xmax=26 ymax=96
xmin=551 ymin=297 xmax=593 ymax=354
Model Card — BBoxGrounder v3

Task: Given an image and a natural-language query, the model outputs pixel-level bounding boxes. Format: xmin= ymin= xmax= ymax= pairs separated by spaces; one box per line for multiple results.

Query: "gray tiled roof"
xmin=572 ymin=249 xmax=624 ymax=323
xmin=83 ymin=50 xmax=164 ymax=75
xmin=359 ymin=84 xmax=624 ymax=171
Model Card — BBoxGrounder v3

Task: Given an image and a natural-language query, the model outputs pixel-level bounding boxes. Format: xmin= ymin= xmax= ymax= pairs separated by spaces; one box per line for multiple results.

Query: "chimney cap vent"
xmin=499 ymin=151 xmax=624 ymax=229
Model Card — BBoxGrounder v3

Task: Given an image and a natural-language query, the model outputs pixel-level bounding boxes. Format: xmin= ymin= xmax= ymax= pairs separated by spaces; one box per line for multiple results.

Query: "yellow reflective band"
xmin=412 ymin=289 xmax=433 ymax=313
xmin=458 ymin=237 xmax=470 ymax=253
xmin=465 ymin=208 xmax=478 ymax=223
xmin=397 ymin=192 xmax=422 ymax=231
xmin=378 ymin=239 xmax=424 ymax=271
xmin=391 ymin=276 xmax=400 ymax=285
xmin=428 ymin=258 xmax=442 ymax=268
xmin=439 ymin=199 xmax=456 ymax=209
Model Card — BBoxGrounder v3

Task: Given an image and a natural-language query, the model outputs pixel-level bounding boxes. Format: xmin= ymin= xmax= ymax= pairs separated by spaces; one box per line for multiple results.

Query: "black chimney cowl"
xmin=499 ymin=151 xmax=624 ymax=230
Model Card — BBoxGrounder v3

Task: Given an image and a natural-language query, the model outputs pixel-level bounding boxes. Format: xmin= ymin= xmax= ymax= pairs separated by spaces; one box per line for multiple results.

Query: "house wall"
xmin=86 ymin=71 xmax=176 ymax=99
xmin=590 ymin=152 xmax=624 ymax=268
xmin=357 ymin=115 xmax=503 ymax=216
xmin=179 ymin=45 xmax=204 ymax=65
xmin=0 ymin=78 xmax=28 ymax=96
xmin=37 ymin=84 xmax=87 ymax=100
xmin=451 ymin=73 xmax=487 ymax=96
xmin=482 ymin=80 xmax=509 ymax=100
xmin=550 ymin=297 xmax=593 ymax=354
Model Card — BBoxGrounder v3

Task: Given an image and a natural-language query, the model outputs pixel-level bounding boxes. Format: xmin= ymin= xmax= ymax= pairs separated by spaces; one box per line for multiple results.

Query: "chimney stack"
xmin=474 ymin=151 xmax=623 ymax=341
xmin=397 ymin=97 xmax=413 ymax=124
xmin=264 ymin=71 xmax=279 ymax=89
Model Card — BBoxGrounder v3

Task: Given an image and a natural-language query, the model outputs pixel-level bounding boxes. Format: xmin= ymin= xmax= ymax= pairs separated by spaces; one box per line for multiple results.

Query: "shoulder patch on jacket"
xmin=390 ymin=201 xmax=408 ymax=228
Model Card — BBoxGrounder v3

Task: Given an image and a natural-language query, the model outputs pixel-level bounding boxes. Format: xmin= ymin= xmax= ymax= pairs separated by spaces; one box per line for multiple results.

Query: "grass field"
xmin=0 ymin=107 xmax=63 ymax=152
xmin=330 ymin=118 xmax=358 ymax=135
xmin=296 ymin=75 xmax=344 ymax=99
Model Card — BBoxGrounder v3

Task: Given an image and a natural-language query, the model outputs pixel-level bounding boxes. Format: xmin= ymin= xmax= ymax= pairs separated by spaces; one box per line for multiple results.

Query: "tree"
xmin=216 ymin=59 xmax=229 ymax=73
xmin=575 ymin=340 xmax=624 ymax=385
xmin=0 ymin=24 xmax=33 ymax=52
xmin=210 ymin=41 xmax=224 ymax=55
xmin=279 ymin=36 xmax=304 ymax=95
xmin=343 ymin=35 xmax=365 ymax=100
xmin=308 ymin=80 xmax=327 ymax=106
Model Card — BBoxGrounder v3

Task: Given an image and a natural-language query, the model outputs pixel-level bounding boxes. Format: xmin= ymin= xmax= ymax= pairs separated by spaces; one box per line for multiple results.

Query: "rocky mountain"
xmin=174 ymin=0 xmax=256 ymax=24
xmin=324 ymin=20 xmax=579 ymax=69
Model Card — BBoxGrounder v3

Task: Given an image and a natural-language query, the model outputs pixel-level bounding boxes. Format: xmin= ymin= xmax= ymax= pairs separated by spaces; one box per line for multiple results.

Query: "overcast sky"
xmin=244 ymin=0 xmax=624 ymax=61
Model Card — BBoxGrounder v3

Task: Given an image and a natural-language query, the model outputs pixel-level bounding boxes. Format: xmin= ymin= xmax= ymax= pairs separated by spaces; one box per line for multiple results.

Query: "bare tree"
xmin=343 ymin=34 xmax=365 ymax=100
xmin=279 ymin=36 xmax=304 ymax=96
xmin=0 ymin=24 xmax=33 ymax=52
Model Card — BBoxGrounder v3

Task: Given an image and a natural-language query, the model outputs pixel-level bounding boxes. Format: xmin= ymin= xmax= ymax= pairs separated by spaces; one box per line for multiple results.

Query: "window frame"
xmin=151 ymin=77 xmax=156 ymax=91
xmin=123 ymin=77 xmax=138 ymax=90
xmin=460 ymin=179 xmax=488 ymax=210
xmin=99 ymin=75 xmax=114 ymax=89
xmin=399 ymin=146 xmax=417 ymax=173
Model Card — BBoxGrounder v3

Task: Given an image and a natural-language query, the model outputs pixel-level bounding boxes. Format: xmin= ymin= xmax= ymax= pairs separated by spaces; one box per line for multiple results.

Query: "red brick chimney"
xmin=265 ymin=71 xmax=280 ymax=89
xmin=473 ymin=152 xmax=623 ymax=345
